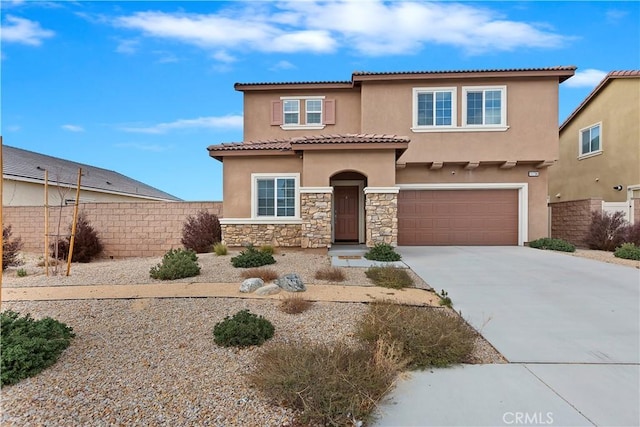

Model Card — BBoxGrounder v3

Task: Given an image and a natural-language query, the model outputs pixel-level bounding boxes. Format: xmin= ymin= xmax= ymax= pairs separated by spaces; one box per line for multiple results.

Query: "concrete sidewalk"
xmin=1 ymin=283 xmax=440 ymax=306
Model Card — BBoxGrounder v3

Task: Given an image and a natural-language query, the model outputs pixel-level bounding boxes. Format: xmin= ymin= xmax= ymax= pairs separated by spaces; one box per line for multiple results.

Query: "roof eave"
xmin=353 ymin=68 xmax=577 ymax=83
xmin=234 ymin=82 xmax=354 ymax=91
xmin=207 ymin=149 xmax=295 ymax=160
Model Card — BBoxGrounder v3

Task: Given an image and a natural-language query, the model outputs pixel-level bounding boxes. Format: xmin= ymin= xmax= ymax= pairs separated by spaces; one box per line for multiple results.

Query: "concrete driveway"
xmin=375 ymin=246 xmax=639 ymax=427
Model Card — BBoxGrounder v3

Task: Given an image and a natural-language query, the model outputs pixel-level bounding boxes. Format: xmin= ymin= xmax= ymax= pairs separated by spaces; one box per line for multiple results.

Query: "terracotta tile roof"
xmin=207 ymin=134 xmax=409 ymax=154
xmin=352 ymin=66 xmax=577 ymax=76
xmin=560 ymin=70 xmax=640 ymax=131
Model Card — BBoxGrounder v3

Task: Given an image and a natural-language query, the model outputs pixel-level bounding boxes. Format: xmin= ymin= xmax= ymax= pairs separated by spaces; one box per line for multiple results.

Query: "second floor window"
xmin=463 ymin=86 xmax=506 ymax=127
xmin=283 ymin=100 xmax=299 ymax=125
xmin=413 ymin=87 xmax=456 ymax=128
xmin=580 ymin=123 xmax=601 ymax=157
xmin=306 ymin=99 xmax=322 ymax=125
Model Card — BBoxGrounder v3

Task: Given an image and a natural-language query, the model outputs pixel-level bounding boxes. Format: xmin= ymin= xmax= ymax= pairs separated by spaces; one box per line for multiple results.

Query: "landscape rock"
xmin=275 ymin=273 xmax=306 ymax=292
xmin=255 ymin=284 xmax=281 ymax=296
xmin=239 ymin=278 xmax=264 ymax=293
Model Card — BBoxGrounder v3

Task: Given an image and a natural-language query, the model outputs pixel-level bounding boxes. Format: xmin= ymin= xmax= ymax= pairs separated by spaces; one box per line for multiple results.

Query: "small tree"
xmin=181 ymin=210 xmax=222 ymax=253
xmin=52 ymin=211 xmax=103 ymax=263
xmin=2 ymin=225 xmax=23 ymax=271
xmin=584 ymin=211 xmax=628 ymax=251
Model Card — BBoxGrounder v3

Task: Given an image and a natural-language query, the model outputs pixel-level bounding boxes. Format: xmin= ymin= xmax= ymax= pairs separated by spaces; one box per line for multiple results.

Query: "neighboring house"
xmin=2 ymin=145 xmax=181 ymax=206
xmin=549 ymin=71 xmax=640 ymax=224
xmin=208 ymin=66 xmax=575 ymax=248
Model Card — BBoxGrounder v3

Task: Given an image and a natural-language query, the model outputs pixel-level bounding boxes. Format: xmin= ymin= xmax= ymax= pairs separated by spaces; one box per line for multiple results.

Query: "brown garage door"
xmin=398 ymin=190 xmax=518 ymax=245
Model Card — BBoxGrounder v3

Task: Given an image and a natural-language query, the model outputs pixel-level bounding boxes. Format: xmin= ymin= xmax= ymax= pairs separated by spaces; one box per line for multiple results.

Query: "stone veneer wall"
xmin=221 ymin=223 xmax=302 ymax=247
xmin=365 ymin=192 xmax=398 ymax=246
xmin=300 ymin=192 xmax=332 ymax=248
xmin=549 ymin=198 xmax=603 ymax=247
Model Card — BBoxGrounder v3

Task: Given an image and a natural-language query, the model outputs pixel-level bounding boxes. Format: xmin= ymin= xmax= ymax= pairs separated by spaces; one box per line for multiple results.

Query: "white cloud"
xmin=270 ymin=60 xmax=296 ymax=71
xmin=6 ymin=125 xmax=21 ymax=132
xmin=120 ymin=115 xmax=243 ymax=134
xmin=1 ymin=15 xmax=54 ymax=46
xmin=212 ymin=50 xmax=237 ymax=63
xmin=61 ymin=124 xmax=85 ymax=132
xmin=564 ymin=69 xmax=608 ymax=88
xmin=606 ymin=9 xmax=628 ymax=23
xmin=115 ymin=38 xmax=139 ymax=54
xmin=113 ymin=2 xmax=569 ymax=57
xmin=114 ymin=143 xmax=171 ymax=152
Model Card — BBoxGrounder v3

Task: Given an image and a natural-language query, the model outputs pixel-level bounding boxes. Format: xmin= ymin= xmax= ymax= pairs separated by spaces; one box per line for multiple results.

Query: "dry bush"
xmin=181 ymin=210 xmax=222 ymax=253
xmin=51 ymin=212 xmax=103 ymax=263
xmin=584 ymin=211 xmax=627 ymax=251
xmin=2 ymin=225 xmax=23 ymax=271
xmin=240 ymin=267 xmax=279 ymax=282
xmin=623 ymin=221 xmax=640 ymax=246
xmin=279 ymin=294 xmax=313 ymax=314
xmin=365 ymin=266 xmax=414 ymax=289
xmin=314 ymin=266 xmax=346 ymax=282
xmin=249 ymin=339 xmax=406 ymax=426
xmin=356 ymin=301 xmax=475 ymax=369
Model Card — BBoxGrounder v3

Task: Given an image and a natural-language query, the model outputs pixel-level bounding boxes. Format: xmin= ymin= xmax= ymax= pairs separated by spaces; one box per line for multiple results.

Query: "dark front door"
xmin=334 ymin=186 xmax=359 ymax=241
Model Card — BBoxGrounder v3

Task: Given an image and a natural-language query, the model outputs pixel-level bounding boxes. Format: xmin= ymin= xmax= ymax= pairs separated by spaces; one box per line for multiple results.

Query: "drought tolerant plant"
xmin=622 ymin=221 xmax=640 ymax=246
xmin=213 ymin=309 xmax=274 ymax=348
xmin=52 ymin=211 xmax=103 ymax=263
xmin=249 ymin=339 xmax=406 ymax=426
xmin=365 ymin=266 xmax=414 ymax=289
xmin=231 ymin=245 xmax=276 ymax=268
xmin=259 ymin=245 xmax=275 ymax=255
xmin=16 ymin=268 xmax=27 ymax=278
xmin=584 ymin=211 xmax=628 ymax=251
xmin=528 ymin=237 xmax=576 ymax=252
xmin=181 ymin=210 xmax=222 ymax=253
xmin=356 ymin=301 xmax=475 ymax=369
xmin=149 ymin=248 xmax=200 ymax=280
xmin=213 ymin=242 xmax=228 ymax=256
xmin=614 ymin=243 xmax=640 ymax=261
xmin=364 ymin=242 xmax=402 ymax=262
xmin=1 ymin=310 xmax=75 ymax=387
xmin=314 ymin=266 xmax=346 ymax=282
xmin=279 ymin=294 xmax=313 ymax=314
xmin=438 ymin=289 xmax=453 ymax=308
xmin=240 ymin=267 xmax=279 ymax=282
xmin=2 ymin=225 xmax=23 ymax=271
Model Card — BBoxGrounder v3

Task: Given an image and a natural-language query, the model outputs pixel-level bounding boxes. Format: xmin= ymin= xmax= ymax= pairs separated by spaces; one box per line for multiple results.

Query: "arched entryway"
xmin=330 ymin=171 xmax=368 ymax=244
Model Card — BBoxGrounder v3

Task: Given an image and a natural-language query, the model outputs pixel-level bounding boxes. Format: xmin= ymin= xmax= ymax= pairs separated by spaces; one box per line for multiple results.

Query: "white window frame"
xmin=282 ymin=99 xmax=300 ymax=126
xmin=280 ymin=96 xmax=325 ymax=130
xmin=306 ymin=99 xmax=323 ymax=125
xmin=462 ymin=86 xmax=508 ymax=130
xmin=251 ymin=173 xmax=300 ymax=220
xmin=412 ymin=87 xmax=457 ymax=131
xmin=578 ymin=122 xmax=603 ymax=159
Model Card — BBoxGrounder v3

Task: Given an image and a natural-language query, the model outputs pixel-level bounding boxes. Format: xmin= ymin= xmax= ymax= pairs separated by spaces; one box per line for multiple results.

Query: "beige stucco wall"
xmin=396 ymin=164 xmax=550 ymax=241
xmin=222 ymin=155 xmax=303 ymax=218
xmin=302 ymin=150 xmax=396 ymax=187
xmin=242 ymin=88 xmax=361 ymax=141
xmin=3 ymin=179 xmax=169 ymax=206
xmin=550 ymin=78 xmax=640 ymax=203
xmin=360 ymin=78 xmax=560 ymax=164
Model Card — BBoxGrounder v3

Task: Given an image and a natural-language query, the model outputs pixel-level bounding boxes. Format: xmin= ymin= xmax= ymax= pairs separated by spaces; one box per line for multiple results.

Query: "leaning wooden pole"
xmin=66 ymin=168 xmax=82 ymax=276
xmin=44 ymin=170 xmax=50 ymax=276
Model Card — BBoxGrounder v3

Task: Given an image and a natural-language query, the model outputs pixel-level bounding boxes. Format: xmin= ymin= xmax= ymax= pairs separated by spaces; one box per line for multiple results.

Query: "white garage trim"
xmin=396 ymin=183 xmax=528 ymax=246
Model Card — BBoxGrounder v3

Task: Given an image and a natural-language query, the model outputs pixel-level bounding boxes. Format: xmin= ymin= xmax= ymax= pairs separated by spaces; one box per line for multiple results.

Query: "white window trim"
xmin=461 ymin=85 xmax=507 ymax=129
xmin=412 ymin=87 xmax=457 ymax=130
xmin=251 ymin=173 xmax=300 ymax=220
xmin=282 ymin=99 xmax=300 ymax=126
xmin=306 ymin=99 xmax=323 ymax=125
xmin=396 ymin=183 xmax=528 ymax=246
xmin=280 ymin=96 xmax=326 ymax=130
xmin=578 ymin=122 xmax=603 ymax=159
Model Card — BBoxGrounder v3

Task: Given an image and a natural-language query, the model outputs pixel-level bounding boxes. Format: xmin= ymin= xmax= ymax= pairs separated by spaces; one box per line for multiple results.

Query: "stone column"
xmin=300 ymin=188 xmax=333 ymax=248
xmin=364 ymin=188 xmax=399 ymax=247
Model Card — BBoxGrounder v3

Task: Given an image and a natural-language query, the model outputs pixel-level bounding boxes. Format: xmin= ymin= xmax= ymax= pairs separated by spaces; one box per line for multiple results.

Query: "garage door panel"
xmin=398 ymin=189 xmax=518 ymax=246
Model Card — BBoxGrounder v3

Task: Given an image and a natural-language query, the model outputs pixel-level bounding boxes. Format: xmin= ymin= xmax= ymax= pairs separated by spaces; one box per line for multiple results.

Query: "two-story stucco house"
xmin=208 ymin=66 xmax=576 ymax=249
xmin=549 ymin=71 xmax=640 ymax=224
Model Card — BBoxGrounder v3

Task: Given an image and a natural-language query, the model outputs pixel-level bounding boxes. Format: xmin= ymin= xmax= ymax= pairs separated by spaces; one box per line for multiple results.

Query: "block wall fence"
xmin=3 ymin=201 xmax=223 ymax=258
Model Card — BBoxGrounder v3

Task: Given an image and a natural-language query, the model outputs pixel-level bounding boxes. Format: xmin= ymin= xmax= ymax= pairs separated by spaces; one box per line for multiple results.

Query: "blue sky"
xmin=1 ymin=1 xmax=639 ymax=201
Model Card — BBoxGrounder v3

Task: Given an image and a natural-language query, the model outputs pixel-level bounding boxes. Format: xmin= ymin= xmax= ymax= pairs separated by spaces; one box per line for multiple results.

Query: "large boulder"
xmin=240 ymin=278 xmax=264 ymax=293
xmin=275 ymin=273 xmax=306 ymax=292
xmin=255 ymin=284 xmax=281 ymax=296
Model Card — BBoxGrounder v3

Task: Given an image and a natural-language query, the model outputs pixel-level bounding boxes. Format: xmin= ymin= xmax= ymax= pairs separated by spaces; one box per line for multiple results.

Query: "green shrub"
xmin=149 ymin=248 xmax=200 ymax=280
xmin=365 ymin=266 xmax=413 ymax=289
xmin=231 ymin=246 xmax=276 ymax=268
xmin=259 ymin=245 xmax=275 ymax=255
xmin=364 ymin=243 xmax=402 ymax=262
xmin=181 ymin=210 xmax=222 ymax=253
xmin=528 ymin=237 xmax=576 ymax=252
xmin=356 ymin=301 xmax=475 ymax=369
xmin=213 ymin=242 xmax=228 ymax=256
xmin=584 ymin=211 xmax=627 ymax=251
xmin=614 ymin=243 xmax=640 ymax=260
xmin=438 ymin=289 xmax=453 ymax=308
xmin=1 ymin=310 xmax=75 ymax=386
xmin=51 ymin=211 xmax=103 ymax=263
xmin=213 ymin=310 xmax=274 ymax=348
xmin=16 ymin=268 xmax=27 ymax=278
xmin=3 ymin=225 xmax=23 ymax=271
xmin=249 ymin=339 xmax=406 ymax=426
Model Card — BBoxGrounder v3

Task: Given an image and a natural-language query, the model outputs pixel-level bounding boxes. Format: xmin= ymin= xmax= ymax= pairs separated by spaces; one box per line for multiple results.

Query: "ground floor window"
xmin=253 ymin=173 xmax=299 ymax=218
